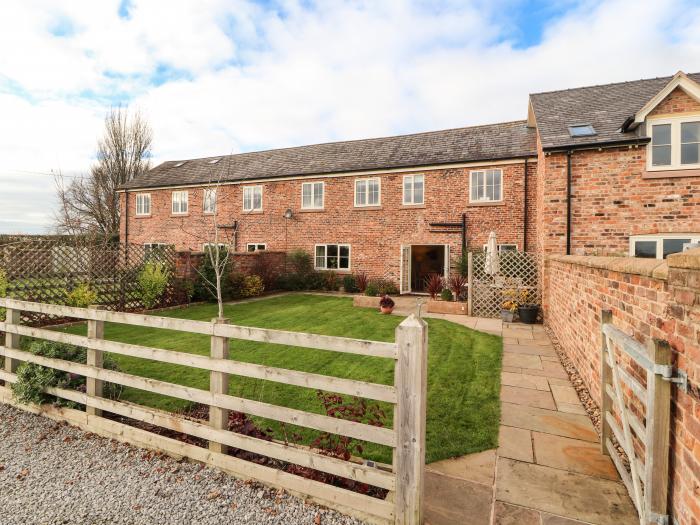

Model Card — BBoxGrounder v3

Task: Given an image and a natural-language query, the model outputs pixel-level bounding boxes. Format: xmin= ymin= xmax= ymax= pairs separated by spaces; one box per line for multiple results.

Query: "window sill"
xmin=243 ymin=210 xmax=264 ymax=214
xmin=643 ymin=168 xmax=700 ymax=179
xmin=135 ymin=214 xmax=152 ymax=219
xmin=353 ymin=206 xmax=382 ymax=211
xmin=171 ymin=213 xmax=190 ymax=217
xmin=203 ymin=212 xmax=216 ymax=216
xmin=468 ymin=201 xmax=505 ymax=207
xmin=299 ymin=208 xmax=325 ymax=213
xmin=399 ymin=204 xmax=426 ymax=209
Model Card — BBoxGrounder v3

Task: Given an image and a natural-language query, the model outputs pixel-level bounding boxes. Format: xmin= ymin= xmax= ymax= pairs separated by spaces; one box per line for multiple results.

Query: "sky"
xmin=1 ymin=0 xmax=699 ymax=234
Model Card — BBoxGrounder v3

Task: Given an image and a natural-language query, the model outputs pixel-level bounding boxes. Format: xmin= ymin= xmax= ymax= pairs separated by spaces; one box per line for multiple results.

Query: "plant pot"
xmin=380 ymin=305 xmax=394 ymax=315
xmin=500 ymin=309 xmax=515 ymax=323
xmin=518 ymin=304 xmax=539 ymax=324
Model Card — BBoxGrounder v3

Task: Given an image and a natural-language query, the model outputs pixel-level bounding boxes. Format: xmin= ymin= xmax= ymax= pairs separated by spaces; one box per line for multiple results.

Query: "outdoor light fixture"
xmin=283 ymin=208 xmax=293 ymax=219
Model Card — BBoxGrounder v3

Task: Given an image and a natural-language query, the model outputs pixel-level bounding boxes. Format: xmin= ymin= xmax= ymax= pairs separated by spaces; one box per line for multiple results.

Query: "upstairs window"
xmin=470 ymin=169 xmax=502 ymax=202
xmin=243 ymin=185 xmax=263 ymax=212
xmin=301 ymin=182 xmax=324 ymax=209
xmin=135 ymin=193 xmax=151 ymax=216
xmin=315 ymin=244 xmax=350 ymax=270
xmin=630 ymin=234 xmax=700 ymax=259
xmin=171 ymin=191 xmax=188 ymax=214
xmin=648 ymin=117 xmax=700 ymax=170
xmin=203 ymin=188 xmax=217 ymax=214
xmin=354 ymin=178 xmax=380 ymax=207
xmin=403 ymin=174 xmax=424 ymax=205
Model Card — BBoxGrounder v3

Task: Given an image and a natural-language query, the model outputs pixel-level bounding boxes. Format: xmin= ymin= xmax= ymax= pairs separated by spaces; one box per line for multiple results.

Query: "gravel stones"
xmin=0 ymin=403 xmax=366 ymax=525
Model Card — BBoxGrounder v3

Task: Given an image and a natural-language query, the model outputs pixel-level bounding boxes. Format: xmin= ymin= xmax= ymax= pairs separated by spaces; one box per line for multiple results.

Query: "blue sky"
xmin=1 ymin=0 xmax=699 ymax=233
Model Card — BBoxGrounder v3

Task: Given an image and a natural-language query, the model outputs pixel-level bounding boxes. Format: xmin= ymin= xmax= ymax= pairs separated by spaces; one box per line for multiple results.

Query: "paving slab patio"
xmin=423 ymin=319 xmax=638 ymax=525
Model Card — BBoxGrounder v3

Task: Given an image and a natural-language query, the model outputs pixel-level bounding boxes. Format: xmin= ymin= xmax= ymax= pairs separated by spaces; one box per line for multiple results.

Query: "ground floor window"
xmin=315 ymin=244 xmax=350 ymax=270
xmin=246 ymin=243 xmax=266 ymax=252
xmin=630 ymin=234 xmax=700 ymax=259
xmin=482 ymin=243 xmax=518 ymax=252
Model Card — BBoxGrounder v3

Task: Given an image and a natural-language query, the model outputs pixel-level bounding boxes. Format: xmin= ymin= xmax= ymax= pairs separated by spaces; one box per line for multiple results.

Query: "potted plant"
xmin=500 ymin=288 xmax=519 ymax=322
xmin=448 ymin=274 xmax=467 ymax=301
xmin=425 ymin=273 xmax=444 ymax=300
xmin=379 ymin=295 xmax=395 ymax=314
xmin=517 ymin=291 xmax=539 ymax=324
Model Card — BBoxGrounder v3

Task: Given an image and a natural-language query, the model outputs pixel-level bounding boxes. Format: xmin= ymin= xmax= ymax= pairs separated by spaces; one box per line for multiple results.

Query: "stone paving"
xmin=420 ymin=318 xmax=639 ymax=525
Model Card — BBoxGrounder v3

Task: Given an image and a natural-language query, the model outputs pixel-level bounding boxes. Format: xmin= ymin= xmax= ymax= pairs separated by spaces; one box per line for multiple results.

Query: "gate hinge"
xmin=654 ymin=365 xmax=688 ymax=393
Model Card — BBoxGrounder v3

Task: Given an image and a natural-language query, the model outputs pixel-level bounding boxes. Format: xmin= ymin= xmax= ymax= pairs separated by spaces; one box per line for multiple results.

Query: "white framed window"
xmin=482 ymin=243 xmax=519 ymax=253
xmin=135 ymin=193 xmax=151 ymax=216
xmin=246 ymin=243 xmax=267 ymax=252
xmin=630 ymin=233 xmax=700 ymax=259
xmin=470 ymin=169 xmax=502 ymax=202
xmin=171 ymin=191 xmax=188 ymax=214
xmin=301 ymin=182 xmax=324 ymax=209
xmin=243 ymin=185 xmax=263 ymax=211
xmin=647 ymin=116 xmax=700 ymax=170
xmin=403 ymin=174 xmax=424 ymax=205
xmin=354 ymin=178 xmax=381 ymax=207
xmin=144 ymin=242 xmax=168 ymax=261
xmin=315 ymin=244 xmax=350 ymax=270
xmin=203 ymin=243 xmax=227 ymax=251
xmin=203 ymin=188 xmax=217 ymax=214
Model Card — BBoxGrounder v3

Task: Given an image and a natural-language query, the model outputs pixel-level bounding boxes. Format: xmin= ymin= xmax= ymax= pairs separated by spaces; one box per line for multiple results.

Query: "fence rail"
xmin=0 ymin=297 xmax=428 ymax=525
xmin=600 ymin=310 xmax=672 ymax=525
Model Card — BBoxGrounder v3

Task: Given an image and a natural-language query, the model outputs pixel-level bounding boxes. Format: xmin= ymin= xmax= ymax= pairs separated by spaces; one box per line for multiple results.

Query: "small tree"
xmin=138 ymin=261 xmax=171 ymax=309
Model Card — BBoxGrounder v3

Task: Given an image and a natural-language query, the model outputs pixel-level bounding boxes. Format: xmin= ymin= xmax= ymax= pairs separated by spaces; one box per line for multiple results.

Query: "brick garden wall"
xmin=545 ymin=250 xmax=700 ymax=525
xmin=121 ymin=160 xmax=538 ymax=284
xmin=174 ymin=250 xmax=286 ymax=282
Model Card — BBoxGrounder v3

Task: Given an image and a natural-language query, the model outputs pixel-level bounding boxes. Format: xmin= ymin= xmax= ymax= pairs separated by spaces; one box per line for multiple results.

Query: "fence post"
xmin=644 ymin=338 xmax=672 ymax=524
xmin=86 ymin=305 xmax=105 ymax=416
xmin=209 ymin=317 xmax=230 ymax=454
xmin=394 ymin=314 xmax=428 ymax=525
xmin=600 ymin=309 xmax=613 ymax=455
xmin=467 ymin=252 xmax=473 ymax=316
xmin=4 ymin=307 xmax=21 ymax=374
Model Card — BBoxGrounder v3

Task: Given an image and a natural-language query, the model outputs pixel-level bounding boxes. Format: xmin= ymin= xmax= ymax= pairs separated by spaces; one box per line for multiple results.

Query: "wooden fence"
xmin=0 ymin=298 xmax=428 ymax=525
xmin=1 ymin=240 xmax=181 ymax=318
xmin=600 ymin=310 xmax=679 ymax=525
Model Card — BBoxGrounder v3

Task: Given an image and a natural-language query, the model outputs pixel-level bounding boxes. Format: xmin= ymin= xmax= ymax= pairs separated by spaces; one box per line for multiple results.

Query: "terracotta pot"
xmin=380 ymin=305 xmax=394 ymax=315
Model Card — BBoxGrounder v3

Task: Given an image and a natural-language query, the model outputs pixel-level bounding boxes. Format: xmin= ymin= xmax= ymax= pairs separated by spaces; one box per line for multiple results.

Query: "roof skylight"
xmin=173 ymin=161 xmax=186 ymax=168
xmin=568 ymin=124 xmax=596 ymax=137
xmin=208 ymin=158 xmax=221 ymax=164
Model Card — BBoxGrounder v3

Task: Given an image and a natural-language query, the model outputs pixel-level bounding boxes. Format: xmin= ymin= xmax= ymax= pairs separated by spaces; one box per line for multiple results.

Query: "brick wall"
xmin=121 ymin=161 xmax=538 ymax=283
xmin=174 ymin=250 xmax=285 ymax=281
xmin=545 ymin=250 xmax=700 ymax=525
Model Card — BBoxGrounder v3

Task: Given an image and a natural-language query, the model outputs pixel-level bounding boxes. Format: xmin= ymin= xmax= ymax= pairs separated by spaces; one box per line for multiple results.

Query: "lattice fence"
xmin=470 ymin=251 xmax=542 ymax=318
xmin=0 ymin=239 xmax=181 ymax=322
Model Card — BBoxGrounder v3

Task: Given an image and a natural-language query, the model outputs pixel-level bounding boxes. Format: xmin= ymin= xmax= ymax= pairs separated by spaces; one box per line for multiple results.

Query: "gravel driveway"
xmin=0 ymin=403 xmax=365 ymax=525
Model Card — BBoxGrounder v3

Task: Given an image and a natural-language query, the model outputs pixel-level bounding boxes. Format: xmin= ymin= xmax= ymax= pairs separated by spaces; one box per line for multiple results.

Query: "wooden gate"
xmin=600 ymin=310 xmax=687 ymax=525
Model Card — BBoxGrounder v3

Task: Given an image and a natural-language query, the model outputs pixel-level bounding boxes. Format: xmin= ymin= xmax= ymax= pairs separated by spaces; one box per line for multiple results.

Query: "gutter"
xmin=543 ymin=137 xmax=649 ymax=154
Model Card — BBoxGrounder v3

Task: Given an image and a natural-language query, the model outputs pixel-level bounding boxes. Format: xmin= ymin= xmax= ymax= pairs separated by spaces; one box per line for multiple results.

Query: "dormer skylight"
xmin=568 ymin=124 xmax=596 ymax=137
xmin=208 ymin=158 xmax=221 ymax=164
xmin=173 ymin=161 xmax=186 ymax=168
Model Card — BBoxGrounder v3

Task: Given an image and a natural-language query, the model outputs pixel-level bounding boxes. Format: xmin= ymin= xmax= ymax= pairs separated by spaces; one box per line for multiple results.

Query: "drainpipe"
xmin=566 ymin=151 xmax=572 ymax=255
xmin=461 ymin=213 xmax=467 ymax=255
xmin=124 ymin=189 xmax=129 ymax=249
xmin=523 ymin=158 xmax=528 ymax=252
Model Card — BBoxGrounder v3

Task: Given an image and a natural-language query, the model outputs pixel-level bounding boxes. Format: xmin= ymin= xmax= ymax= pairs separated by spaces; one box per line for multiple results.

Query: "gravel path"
xmin=0 ymin=403 xmax=366 ymax=525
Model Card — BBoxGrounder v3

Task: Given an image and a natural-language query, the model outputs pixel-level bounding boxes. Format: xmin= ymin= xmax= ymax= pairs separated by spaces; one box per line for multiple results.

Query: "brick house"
xmin=119 ymin=71 xmax=700 ymax=291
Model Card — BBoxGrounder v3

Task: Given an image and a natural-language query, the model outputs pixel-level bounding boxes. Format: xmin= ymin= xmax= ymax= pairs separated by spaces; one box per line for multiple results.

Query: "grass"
xmin=59 ymin=294 xmax=502 ymax=464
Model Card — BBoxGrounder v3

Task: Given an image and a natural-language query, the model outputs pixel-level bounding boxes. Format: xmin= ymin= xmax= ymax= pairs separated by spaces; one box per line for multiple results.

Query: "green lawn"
xmin=60 ymin=294 xmax=502 ymax=464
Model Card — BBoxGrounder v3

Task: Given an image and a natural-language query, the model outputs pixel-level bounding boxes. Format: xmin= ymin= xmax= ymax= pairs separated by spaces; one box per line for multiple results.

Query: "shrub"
xmin=12 ymin=340 xmax=121 ymax=407
xmin=458 ymin=252 xmax=469 ymax=277
xmin=193 ymin=248 xmax=232 ymax=302
xmin=425 ymin=273 xmax=444 ymax=299
xmin=322 ymin=271 xmax=339 ymax=291
xmin=368 ymin=278 xmax=398 ymax=296
xmin=449 ymin=274 xmax=468 ymax=301
xmin=242 ymin=275 xmax=265 ymax=297
xmin=174 ymin=278 xmax=195 ymax=304
xmin=228 ymin=272 xmax=247 ymax=299
xmin=287 ymin=249 xmax=313 ymax=276
xmin=138 ymin=261 xmax=171 ymax=309
xmin=364 ymin=282 xmax=379 ymax=297
xmin=0 ymin=267 xmax=8 ymax=321
xmin=354 ymin=272 xmax=369 ymax=293
xmin=65 ymin=282 xmax=98 ymax=308
xmin=304 ymin=271 xmax=326 ymax=290
xmin=275 ymin=273 xmax=306 ymax=291
xmin=342 ymin=275 xmax=358 ymax=293
xmin=440 ymin=288 xmax=453 ymax=301
xmin=251 ymin=253 xmax=280 ymax=291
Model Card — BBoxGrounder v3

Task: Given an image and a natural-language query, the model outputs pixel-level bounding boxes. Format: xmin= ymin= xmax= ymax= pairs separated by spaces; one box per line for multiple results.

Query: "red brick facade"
xmin=121 ymin=161 xmax=538 ymax=282
xmin=546 ymin=252 xmax=700 ymax=525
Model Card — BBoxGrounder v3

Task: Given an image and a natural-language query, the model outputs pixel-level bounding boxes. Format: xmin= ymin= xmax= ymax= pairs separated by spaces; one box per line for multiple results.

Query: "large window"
xmin=203 ymin=188 xmax=217 ymax=214
xmin=301 ymin=182 xmax=324 ymax=209
xmin=315 ymin=244 xmax=350 ymax=270
xmin=171 ymin=191 xmax=188 ymax=214
xmin=354 ymin=178 xmax=380 ymax=207
xmin=630 ymin=234 xmax=700 ymax=259
xmin=470 ymin=169 xmax=502 ymax=202
xmin=648 ymin=117 xmax=700 ymax=170
xmin=135 ymin=193 xmax=151 ymax=216
xmin=403 ymin=174 xmax=424 ymax=205
xmin=243 ymin=185 xmax=263 ymax=211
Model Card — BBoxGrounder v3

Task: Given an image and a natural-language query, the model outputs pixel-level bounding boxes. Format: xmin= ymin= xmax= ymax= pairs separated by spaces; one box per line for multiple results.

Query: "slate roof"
xmin=122 ymin=121 xmax=536 ymax=190
xmin=530 ymin=72 xmax=700 ymax=151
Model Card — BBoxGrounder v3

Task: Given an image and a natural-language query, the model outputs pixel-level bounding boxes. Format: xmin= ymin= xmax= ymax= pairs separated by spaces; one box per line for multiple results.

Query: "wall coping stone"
xmin=667 ymin=247 xmax=700 ymax=270
xmin=548 ymin=254 xmax=669 ymax=280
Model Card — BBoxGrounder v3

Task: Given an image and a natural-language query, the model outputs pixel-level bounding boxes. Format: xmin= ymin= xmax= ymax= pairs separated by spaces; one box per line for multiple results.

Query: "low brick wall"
xmin=544 ymin=250 xmax=700 ymax=525
xmin=175 ymin=250 xmax=286 ymax=282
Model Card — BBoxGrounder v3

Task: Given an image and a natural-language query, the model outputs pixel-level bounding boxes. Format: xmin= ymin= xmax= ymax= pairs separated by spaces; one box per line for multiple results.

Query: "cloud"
xmin=1 ymin=0 xmax=700 ymax=233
